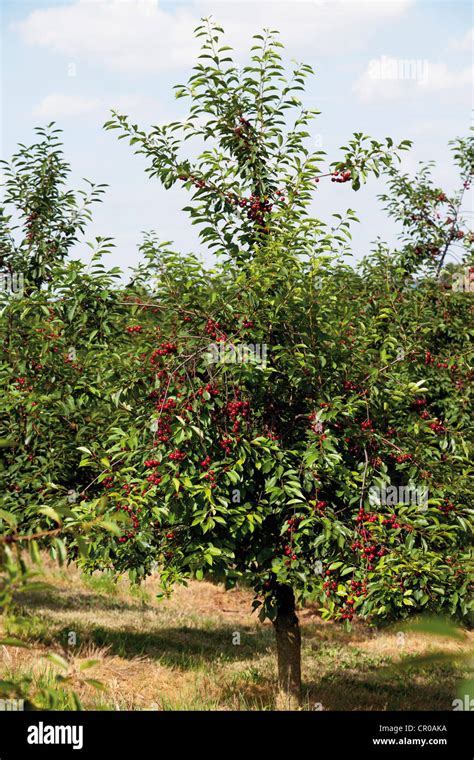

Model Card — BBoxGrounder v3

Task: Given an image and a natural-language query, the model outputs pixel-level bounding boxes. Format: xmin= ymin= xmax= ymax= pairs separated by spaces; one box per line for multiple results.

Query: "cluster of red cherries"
xmin=205 ymin=319 xmax=227 ymax=341
xmin=225 ymin=399 xmax=249 ymax=433
xmin=330 ymin=169 xmax=352 ymax=183
xmin=116 ymin=504 xmax=141 ymax=544
xmin=150 ymin=342 xmax=177 ymax=361
xmin=169 ymin=449 xmax=186 ymax=462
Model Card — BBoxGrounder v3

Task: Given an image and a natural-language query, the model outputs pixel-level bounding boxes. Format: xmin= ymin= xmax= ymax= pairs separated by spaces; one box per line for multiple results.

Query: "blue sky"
xmin=1 ymin=0 xmax=472 ymax=274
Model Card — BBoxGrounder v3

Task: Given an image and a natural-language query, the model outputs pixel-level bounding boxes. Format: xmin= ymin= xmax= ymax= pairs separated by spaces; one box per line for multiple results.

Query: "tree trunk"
xmin=273 ymin=584 xmax=302 ymax=709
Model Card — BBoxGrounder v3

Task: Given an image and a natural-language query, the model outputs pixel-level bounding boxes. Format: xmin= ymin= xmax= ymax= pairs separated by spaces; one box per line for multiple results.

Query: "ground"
xmin=1 ymin=558 xmax=472 ymax=711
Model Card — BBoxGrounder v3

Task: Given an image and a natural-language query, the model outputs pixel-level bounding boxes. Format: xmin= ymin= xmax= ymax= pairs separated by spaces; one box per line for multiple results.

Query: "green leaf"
xmin=0 ymin=509 xmax=17 ymax=527
xmin=0 ymin=638 xmax=29 ymax=648
xmin=79 ymin=659 xmax=99 ymax=671
xmin=38 ymin=506 xmax=62 ymax=524
xmin=45 ymin=653 xmax=69 ymax=670
xmin=98 ymin=520 xmax=121 ymax=536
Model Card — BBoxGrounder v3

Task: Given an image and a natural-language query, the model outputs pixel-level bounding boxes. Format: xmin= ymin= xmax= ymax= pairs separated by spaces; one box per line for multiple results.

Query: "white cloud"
xmin=32 ymin=92 xmax=166 ymax=123
xmin=16 ymin=0 xmax=413 ymax=75
xmin=16 ymin=1 xmax=200 ymax=75
xmin=448 ymin=27 xmax=474 ymax=52
xmin=33 ymin=93 xmax=102 ymax=119
xmin=200 ymin=0 xmax=413 ymax=57
xmin=353 ymin=56 xmax=473 ymax=102
xmin=107 ymin=94 xmax=171 ymax=124
xmin=418 ymin=62 xmax=473 ymax=92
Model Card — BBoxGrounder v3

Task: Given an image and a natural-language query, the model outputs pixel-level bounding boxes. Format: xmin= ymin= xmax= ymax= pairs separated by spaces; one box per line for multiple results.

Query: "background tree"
xmin=0 ymin=125 xmax=106 ymax=290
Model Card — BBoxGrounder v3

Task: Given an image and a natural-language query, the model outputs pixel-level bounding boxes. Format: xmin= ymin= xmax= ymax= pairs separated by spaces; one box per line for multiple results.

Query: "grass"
xmin=1 ymin=558 xmax=472 ymax=711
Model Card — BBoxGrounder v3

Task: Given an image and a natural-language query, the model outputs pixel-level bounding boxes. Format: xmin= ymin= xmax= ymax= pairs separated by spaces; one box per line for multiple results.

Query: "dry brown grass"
xmin=1 ymin=557 xmax=472 ymax=711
